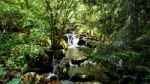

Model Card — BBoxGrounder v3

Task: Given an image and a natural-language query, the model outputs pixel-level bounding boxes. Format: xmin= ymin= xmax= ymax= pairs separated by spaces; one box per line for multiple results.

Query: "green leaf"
xmin=0 ymin=67 xmax=6 ymax=76
xmin=7 ymin=78 xmax=22 ymax=84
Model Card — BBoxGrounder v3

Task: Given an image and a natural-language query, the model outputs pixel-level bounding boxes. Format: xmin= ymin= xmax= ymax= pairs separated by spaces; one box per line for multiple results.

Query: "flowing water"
xmin=65 ymin=31 xmax=79 ymax=48
xmin=20 ymin=31 xmax=101 ymax=84
xmin=65 ymin=31 xmax=91 ymax=57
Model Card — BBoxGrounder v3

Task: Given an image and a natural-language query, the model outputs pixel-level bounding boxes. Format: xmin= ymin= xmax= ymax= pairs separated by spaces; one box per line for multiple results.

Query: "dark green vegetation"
xmin=0 ymin=0 xmax=150 ymax=84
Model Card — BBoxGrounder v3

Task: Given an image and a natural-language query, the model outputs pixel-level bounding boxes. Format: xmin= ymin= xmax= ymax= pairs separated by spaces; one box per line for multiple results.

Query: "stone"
xmin=71 ymin=57 xmax=88 ymax=66
xmin=45 ymin=73 xmax=60 ymax=84
xmin=61 ymin=80 xmax=75 ymax=84
xmin=70 ymin=73 xmax=95 ymax=82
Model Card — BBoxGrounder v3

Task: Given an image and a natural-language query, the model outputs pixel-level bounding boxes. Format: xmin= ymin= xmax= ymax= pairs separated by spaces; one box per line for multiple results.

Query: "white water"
xmin=65 ymin=31 xmax=83 ymax=57
xmin=65 ymin=31 xmax=79 ymax=48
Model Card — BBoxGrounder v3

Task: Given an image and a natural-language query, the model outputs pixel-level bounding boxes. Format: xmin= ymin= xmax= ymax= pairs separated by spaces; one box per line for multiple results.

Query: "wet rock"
xmin=71 ymin=57 xmax=88 ymax=66
xmin=61 ymin=80 xmax=75 ymax=84
xmin=23 ymin=72 xmax=45 ymax=84
xmin=70 ymin=73 xmax=95 ymax=82
xmin=69 ymin=62 xmax=78 ymax=67
xmin=78 ymin=37 xmax=86 ymax=45
xmin=23 ymin=72 xmax=60 ymax=84
xmin=53 ymin=59 xmax=70 ymax=80
xmin=75 ymin=82 xmax=101 ymax=84
xmin=80 ymin=60 xmax=97 ymax=67
xmin=78 ymin=39 xmax=86 ymax=45
xmin=46 ymin=73 xmax=60 ymax=84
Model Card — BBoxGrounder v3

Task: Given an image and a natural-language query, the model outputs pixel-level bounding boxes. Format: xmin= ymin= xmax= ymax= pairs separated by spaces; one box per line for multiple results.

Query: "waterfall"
xmin=65 ymin=31 xmax=79 ymax=48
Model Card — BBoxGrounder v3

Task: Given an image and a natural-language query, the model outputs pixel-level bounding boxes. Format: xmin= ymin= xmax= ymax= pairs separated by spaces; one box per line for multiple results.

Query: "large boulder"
xmin=53 ymin=59 xmax=70 ymax=80
xmin=45 ymin=73 xmax=60 ymax=84
xmin=23 ymin=72 xmax=60 ymax=84
xmin=78 ymin=37 xmax=86 ymax=45
xmin=71 ymin=57 xmax=88 ymax=66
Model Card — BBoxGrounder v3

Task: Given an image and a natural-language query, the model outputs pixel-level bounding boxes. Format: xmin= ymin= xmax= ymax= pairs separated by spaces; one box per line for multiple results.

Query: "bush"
xmin=90 ymin=51 xmax=150 ymax=83
xmin=0 ymin=67 xmax=22 ymax=84
xmin=0 ymin=67 xmax=6 ymax=77
xmin=5 ymin=44 xmax=45 ymax=72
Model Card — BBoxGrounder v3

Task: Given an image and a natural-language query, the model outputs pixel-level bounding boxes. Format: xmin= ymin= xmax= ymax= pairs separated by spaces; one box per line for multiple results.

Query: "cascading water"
xmin=64 ymin=31 xmax=84 ymax=57
xmin=65 ymin=31 xmax=79 ymax=48
xmin=48 ymin=31 xmax=80 ymax=79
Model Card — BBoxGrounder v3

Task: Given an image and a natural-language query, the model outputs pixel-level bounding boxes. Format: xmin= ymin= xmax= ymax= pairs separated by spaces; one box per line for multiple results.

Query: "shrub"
xmin=91 ymin=51 xmax=150 ymax=83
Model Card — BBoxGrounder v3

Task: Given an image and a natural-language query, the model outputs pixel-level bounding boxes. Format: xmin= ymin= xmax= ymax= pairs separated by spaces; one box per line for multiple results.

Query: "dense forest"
xmin=0 ymin=0 xmax=150 ymax=84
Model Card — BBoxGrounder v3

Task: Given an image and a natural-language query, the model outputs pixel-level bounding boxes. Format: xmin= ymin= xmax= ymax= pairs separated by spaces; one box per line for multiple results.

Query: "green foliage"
xmin=89 ymin=2 xmax=150 ymax=83
xmin=5 ymin=43 xmax=45 ymax=72
xmin=0 ymin=0 xmax=149 ymax=83
xmin=86 ymin=40 xmax=97 ymax=48
xmin=60 ymin=39 xmax=68 ymax=49
xmin=91 ymin=51 xmax=141 ymax=68
xmin=0 ymin=67 xmax=6 ymax=77
xmin=0 ymin=67 xmax=22 ymax=84
xmin=91 ymin=50 xmax=150 ymax=83
xmin=0 ymin=0 xmax=50 ymax=72
xmin=0 ymin=0 xmax=82 ymax=72
xmin=7 ymin=78 xmax=22 ymax=84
